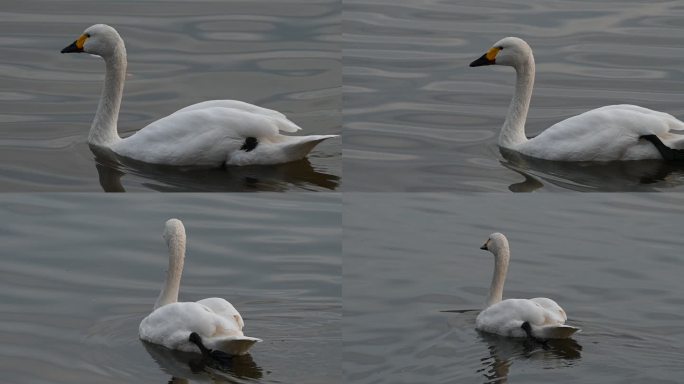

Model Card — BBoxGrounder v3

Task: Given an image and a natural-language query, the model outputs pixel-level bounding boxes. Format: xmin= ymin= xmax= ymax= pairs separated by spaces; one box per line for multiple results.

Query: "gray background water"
xmin=0 ymin=193 xmax=341 ymax=383
xmin=344 ymin=0 xmax=684 ymax=191
xmin=344 ymin=193 xmax=684 ymax=383
xmin=0 ymin=0 xmax=340 ymax=192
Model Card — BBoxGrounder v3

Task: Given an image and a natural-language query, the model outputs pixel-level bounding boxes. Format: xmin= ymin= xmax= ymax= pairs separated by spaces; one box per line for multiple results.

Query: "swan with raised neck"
xmin=479 ymin=232 xmax=510 ymax=308
xmin=470 ymin=36 xmax=684 ymax=162
xmin=138 ymin=218 xmax=261 ymax=356
xmin=61 ymin=24 xmax=338 ymax=167
xmin=475 ymin=232 xmax=580 ymax=339
xmin=155 ymin=218 xmax=186 ymax=310
xmin=62 ymin=24 xmax=125 ymax=147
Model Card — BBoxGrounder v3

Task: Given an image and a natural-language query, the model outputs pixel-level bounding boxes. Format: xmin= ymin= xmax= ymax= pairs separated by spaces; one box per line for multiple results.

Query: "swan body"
xmin=475 ymin=233 xmax=579 ymax=339
xmin=61 ymin=24 xmax=337 ymax=167
xmin=138 ymin=219 xmax=261 ymax=356
xmin=470 ymin=37 xmax=684 ymax=161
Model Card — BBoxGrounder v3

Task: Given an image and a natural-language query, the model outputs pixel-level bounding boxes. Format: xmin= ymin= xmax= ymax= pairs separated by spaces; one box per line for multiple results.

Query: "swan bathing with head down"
xmin=470 ymin=37 xmax=684 ymax=162
xmin=139 ymin=219 xmax=261 ymax=356
xmin=61 ymin=24 xmax=337 ymax=167
xmin=475 ymin=233 xmax=580 ymax=339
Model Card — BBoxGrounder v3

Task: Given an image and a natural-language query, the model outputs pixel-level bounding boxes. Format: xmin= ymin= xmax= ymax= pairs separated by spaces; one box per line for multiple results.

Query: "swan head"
xmin=480 ymin=232 xmax=510 ymax=258
xmin=61 ymin=24 xmax=125 ymax=58
xmin=470 ymin=37 xmax=532 ymax=69
xmin=163 ymin=218 xmax=186 ymax=247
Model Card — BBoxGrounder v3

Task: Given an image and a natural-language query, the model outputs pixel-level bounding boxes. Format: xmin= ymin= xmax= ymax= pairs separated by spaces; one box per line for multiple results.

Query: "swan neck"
xmin=89 ymin=47 xmax=126 ymax=147
xmin=500 ymin=55 xmax=535 ymax=149
xmin=486 ymin=247 xmax=510 ymax=308
xmin=154 ymin=234 xmax=186 ymax=310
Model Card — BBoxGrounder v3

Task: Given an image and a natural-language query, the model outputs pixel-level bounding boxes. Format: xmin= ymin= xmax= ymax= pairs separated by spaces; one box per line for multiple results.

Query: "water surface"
xmin=343 ymin=0 xmax=684 ymax=191
xmin=0 ymin=0 xmax=340 ymax=191
xmin=344 ymin=193 xmax=684 ymax=383
xmin=0 ymin=193 xmax=341 ymax=383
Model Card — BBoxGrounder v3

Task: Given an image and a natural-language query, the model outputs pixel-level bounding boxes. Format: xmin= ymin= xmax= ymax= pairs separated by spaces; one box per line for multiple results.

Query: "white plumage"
xmin=475 ymin=233 xmax=579 ymax=339
xmin=138 ymin=219 xmax=260 ymax=356
xmin=61 ymin=24 xmax=337 ymax=167
xmin=470 ymin=37 xmax=684 ymax=161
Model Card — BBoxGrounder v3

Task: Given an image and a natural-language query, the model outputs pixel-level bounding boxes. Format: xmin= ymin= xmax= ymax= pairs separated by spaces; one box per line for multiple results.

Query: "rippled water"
xmin=343 ymin=0 xmax=684 ymax=191
xmin=344 ymin=193 xmax=684 ymax=383
xmin=0 ymin=194 xmax=341 ymax=383
xmin=0 ymin=0 xmax=340 ymax=191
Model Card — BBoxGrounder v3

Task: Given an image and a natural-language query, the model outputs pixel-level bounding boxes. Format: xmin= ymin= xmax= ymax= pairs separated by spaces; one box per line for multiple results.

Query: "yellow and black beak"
xmin=61 ymin=34 xmax=88 ymax=53
xmin=469 ymin=47 xmax=500 ymax=67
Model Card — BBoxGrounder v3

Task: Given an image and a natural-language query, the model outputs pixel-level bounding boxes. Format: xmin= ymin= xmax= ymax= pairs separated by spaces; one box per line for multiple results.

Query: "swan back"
xmin=476 ymin=298 xmax=577 ymax=338
xmin=139 ymin=300 xmax=258 ymax=354
xmin=154 ymin=218 xmax=186 ymax=310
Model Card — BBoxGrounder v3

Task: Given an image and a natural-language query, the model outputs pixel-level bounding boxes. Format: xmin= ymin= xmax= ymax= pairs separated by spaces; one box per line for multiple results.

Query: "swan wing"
xmin=139 ymin=301 xmax=260 ymax=355
xmin=476 ymin=299 xmax=547 ymax=337
xmin=196 ymin=297 xmax=245 ymax=330
xmin=171 ymin=100 xmax=302 ymax=133
xmin=530 ymin=297 xmax=567 ymax=323
xmin=520 ymin=104 xmax=684 ymax=161
xmin=476 ymin=298 xmax=577 ymax=338
xmin=533 ymin=324 xmax=580 ymax=339
xmin=113 ymin=107 xmax=284 ymax=166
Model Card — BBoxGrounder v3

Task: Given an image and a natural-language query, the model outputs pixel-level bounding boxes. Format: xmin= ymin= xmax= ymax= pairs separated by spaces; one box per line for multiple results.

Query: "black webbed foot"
xmin=641 ymin=134 xmax=684 ymax=161
xmin=189 ymin=332 xmax=233 ymax=367
xmin=240 ymin=137 xmax=258 ymax=152
xmin=520 ymin=321 xmax=550 ymax=349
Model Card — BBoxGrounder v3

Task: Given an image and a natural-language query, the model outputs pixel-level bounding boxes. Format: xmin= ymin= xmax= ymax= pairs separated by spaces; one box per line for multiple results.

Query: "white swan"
xmin=139 ymin=219 xmax=261 ymax=356
xmin=61 ymin=24 xmax=337 ymax=167
xmin=475 ymin=233 xmax=580 ymax=339
xmin=470 ymin=37 xmax=684 ymax=161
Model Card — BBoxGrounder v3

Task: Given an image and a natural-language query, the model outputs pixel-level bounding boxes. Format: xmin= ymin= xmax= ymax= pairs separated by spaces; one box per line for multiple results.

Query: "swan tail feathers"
xmin=216 ymin=336 xmax=262 ymax=356
xmin=281 ymin=134 xmax=339 ymax=160
xmin=641 ymin=134 xmax=684 ymax=161
xmin=276 ymin=119 xmax=302 ymax=133
xmin=536 ymin=324 xmax=580 ymax=339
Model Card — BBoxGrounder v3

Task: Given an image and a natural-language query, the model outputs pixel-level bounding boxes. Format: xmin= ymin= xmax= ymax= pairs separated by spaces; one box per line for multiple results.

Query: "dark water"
xmin=343 ymin=0 xmax=684 ymax=191
xmin=0 ymin=0 xmax=340 ymax=192
xmin=0 ymin=193 xmax=341 ymax=383
xmin=344 ymin=193 xmax=684 ymax=383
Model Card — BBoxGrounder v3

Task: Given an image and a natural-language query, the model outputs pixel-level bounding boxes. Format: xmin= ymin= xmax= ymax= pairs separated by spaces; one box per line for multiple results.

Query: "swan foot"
xmin=520 ymin=321 xmax=549 ymax=349
xmin=189 ymin=332 xmax=232 ymax=365
xmin=240 ymin=137 xmax=258 ymax=152
xmin=641 ymin=134 xmax=684 ymax=161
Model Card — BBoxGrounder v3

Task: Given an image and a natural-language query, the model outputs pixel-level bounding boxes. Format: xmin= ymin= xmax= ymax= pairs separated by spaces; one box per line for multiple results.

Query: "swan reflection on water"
xmin=500 ymin=148 xmax=684 ymax=192
xmin=92 ymin=145 xmax=339 ymax=192
xmin=142 ymin=341 xmax=263 ymax=383
xmin=477 ymin=331 xmax=582 ymax=383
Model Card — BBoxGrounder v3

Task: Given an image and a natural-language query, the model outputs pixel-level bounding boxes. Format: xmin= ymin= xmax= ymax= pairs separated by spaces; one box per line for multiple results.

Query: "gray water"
xmin=344 ymin=0 xmax=684 ymax=191
xmin=0 ymin=193 xmax=341 ymax=383
xmin=0 ymin=0 xmax=340 ymax=192
xmin=344 ymin=193 xmax=684 ymax=383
